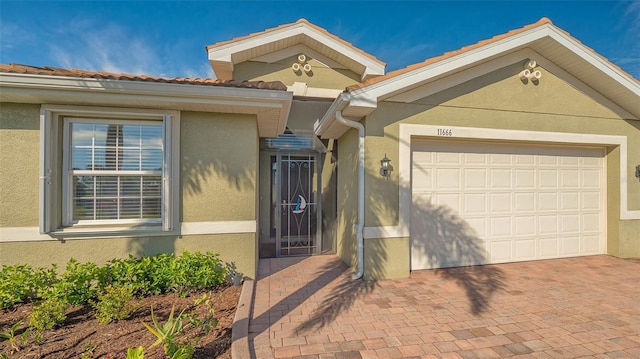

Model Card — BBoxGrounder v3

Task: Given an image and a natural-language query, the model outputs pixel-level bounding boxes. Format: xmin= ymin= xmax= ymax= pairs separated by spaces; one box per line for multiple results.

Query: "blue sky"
xmin=2 ymin=1 xmax=639 ymax=80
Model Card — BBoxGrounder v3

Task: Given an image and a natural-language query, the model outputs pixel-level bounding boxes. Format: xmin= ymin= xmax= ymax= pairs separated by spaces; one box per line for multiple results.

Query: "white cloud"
xmin=49 ymin=20 xmax=164 ymax=76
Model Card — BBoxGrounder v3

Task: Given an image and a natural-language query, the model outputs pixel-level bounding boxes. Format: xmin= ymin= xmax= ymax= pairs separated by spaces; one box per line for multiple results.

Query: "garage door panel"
xmin=463 ymin=193 xmax=487 ymax=215
xmin=464 ymin=168 xmax=487 ymax=189
xmin=491 ymin=193 xmax=512 ymax=212
xmin=490 ymin=241 xmax=512 ymax=262
xmin=514 ymin=216 xmax=535 ymax=236
xmin=538 ymin=237 xmax=559 ymax=258
xmin=539 ymin=170 xmax=558 ymax=188
xmin=561 ymin=236 xmax=580 ymax=256
xmin=466 ymin=217 xmax=487 ymax=237
xmin=582 ymin=192 xmax=600 ymax=210
xmin=582 ymin=213 xmax=600 ymax=231
xmin=582 ymin=235 xmax=601 ymax=254
xmin=561 ymin=214 xmax=580 ymax=233
xmin=514 ymin=193 xmax=535 ymax=212
xmin=561 ymin=169 xmax=580 ymax=187
xmin=538 ymin=215 xmax=558 ymax=234
xmin=436 ymin=152 xmax=461 ymax=164
xmin=582 ymin=170 xmax=600 ymax=188
xmin=515 ymin=239 xmax=536 ymax=260
xmin=489 ymin=217 xmax=511 ymax=237
xmin=490 ymin=169 xmax=511 ymax=188
xmin=538 ymin=192 xmax=559 ymax=211
xmin=465 ymin=152 xmax=487 ymax=164
xmin=560 ymin=192 xmax=579 ymax=210
xmin=411 ymin=140 xmax=604 ymax=270
xmin=437 ymin=168 xmax=460 ymax=189
xmin=435 ymin=193 xmax=460 ymax=212
xmin=490 ymin=153 xmax=511 ymax=165
xmin=515 ymin=169 xmax=535 ymax=188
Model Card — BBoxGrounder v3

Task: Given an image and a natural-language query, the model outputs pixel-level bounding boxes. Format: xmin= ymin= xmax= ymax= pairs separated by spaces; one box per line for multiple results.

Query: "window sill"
xmin=49 ymin=224 xmax=175 ymax=239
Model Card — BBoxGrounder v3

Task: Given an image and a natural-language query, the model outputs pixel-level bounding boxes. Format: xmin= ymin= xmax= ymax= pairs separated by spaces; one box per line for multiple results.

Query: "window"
xmin=40 ymin=106 xmax=179 ymax=234
xmin=65 ymin=120 xmax=163 ymax=224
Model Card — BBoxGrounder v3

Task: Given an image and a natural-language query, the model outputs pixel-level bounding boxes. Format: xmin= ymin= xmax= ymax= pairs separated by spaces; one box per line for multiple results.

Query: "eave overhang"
xmin=206 ymin=19 xmax=386 ymax=82
xmin=0 ymin=72 xmax=293 ymax=137
xmin=348 ymin=21 xmax=639 ymax=120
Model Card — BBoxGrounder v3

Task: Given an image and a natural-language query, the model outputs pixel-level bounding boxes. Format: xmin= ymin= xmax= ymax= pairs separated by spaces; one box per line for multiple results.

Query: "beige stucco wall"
xmin=0 ymin=234 xmax=256 ymax=277
xmin=0 ymin=103 xmax=40 ymax=227
xmin=234 ymin=54 xmax=361 ymax=90
xmin=360 ymin=62 xmax=640 ymax=268
xmin=0 ymin=106 xmax=260 ymax=278
xmin=181 ymin=112 xmax=258 ymax=222
xmin=336 ymin=127 xmax=359 ymax=266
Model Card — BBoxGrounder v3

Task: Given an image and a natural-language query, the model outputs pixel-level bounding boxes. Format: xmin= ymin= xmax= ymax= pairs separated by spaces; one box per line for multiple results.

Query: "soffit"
xmin=0 ymin=67 xmax=293 ymax=138
xmin=206 ymin=19 xmax=385 ymax=81
xmin=315 ymin=18 xmax=640 ymax=139
xmin=348 ymin=19 xmax=639 ymax=119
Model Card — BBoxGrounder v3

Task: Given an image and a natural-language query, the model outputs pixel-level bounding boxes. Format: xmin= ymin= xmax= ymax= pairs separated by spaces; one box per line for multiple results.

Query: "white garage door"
xmin=411 ymin=139 xmax=604 ymax=270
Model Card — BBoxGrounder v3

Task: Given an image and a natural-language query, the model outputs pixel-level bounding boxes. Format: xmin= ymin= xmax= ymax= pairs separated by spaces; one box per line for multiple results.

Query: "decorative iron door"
xmin=275 ymin=153 xmax=320 ymax=256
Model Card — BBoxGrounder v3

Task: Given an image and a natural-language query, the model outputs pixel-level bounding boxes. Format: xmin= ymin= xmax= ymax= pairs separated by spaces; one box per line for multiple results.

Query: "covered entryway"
xmin=411 ymin=139 xmax=605 ymax=270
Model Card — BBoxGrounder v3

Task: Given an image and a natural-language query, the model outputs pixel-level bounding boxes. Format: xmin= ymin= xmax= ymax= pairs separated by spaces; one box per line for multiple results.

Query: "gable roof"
xmin=316 ymin=18 xmax=640 ymax=139
xmin=348 ymin=18 xmax=639 ymax=92
xmin=0 ymin=63 xmax=287 ymax=90
xmin=206 ymin=19 xmax=386 ymax=81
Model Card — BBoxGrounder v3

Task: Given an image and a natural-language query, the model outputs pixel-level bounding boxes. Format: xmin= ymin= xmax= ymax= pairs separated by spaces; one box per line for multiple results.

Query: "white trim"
xmin=384 ymin=48 xmax=635 ymax=120
xmin=363 ymin=124 xmax=638 ymax=240
xmin=1 ymin=74 xmax=292 ymax=138
xmin=207 ymin=21 xmax=385 ymax=80
xmin=348 ymin=23 xmax=639 ymax=119
xmin=1 ymin=221 xmax=257 ymax=243
xmin=3 ymin=227 xmax=55 ymax=242
xmin=180 ymin=221 xmax=257 ymax=235
xmin=40 ymin=105 xmax=181 ymax=234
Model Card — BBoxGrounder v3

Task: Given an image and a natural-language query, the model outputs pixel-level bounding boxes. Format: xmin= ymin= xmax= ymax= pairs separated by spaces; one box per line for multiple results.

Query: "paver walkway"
xmin=248 ymin=255 xmax=640 ymax=358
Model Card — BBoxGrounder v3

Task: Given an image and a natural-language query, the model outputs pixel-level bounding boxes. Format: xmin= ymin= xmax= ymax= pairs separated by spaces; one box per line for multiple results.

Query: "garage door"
xmin=411 ymin=139 xmax=604 ymax=270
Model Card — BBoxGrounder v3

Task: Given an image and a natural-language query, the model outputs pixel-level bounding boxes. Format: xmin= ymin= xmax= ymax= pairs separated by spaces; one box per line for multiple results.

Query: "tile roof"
xmin=0 ymin=63 xmax=288 ymax=91
xmin=205 ymin=18 xmax=386 ymax=66
xmin=346 ymin=17 xmax=639 ymax=91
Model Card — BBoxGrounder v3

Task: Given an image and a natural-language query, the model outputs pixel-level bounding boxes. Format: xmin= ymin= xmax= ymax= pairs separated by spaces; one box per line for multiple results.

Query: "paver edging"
xmin=231 ymin=277 xmax=254 ymax=359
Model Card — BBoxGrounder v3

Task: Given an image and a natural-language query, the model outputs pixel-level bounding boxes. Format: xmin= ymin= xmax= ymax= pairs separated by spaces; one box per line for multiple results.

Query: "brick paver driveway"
xmin=248 ymin=255 xmax=640 ymax=358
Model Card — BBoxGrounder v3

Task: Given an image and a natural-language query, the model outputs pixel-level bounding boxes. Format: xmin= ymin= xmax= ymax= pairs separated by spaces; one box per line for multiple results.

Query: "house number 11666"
xmin=437 ymin=128 xmax=453 ymax=136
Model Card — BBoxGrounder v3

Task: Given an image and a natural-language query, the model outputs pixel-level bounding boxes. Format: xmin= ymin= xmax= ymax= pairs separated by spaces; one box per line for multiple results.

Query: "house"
xmin=1 ymin=18 xmax=638 ymax=280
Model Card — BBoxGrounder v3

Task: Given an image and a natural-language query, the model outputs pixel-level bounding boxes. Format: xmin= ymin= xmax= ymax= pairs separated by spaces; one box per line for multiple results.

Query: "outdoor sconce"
xmin=380 ymin=154 xmax=393 ymax=178
xmin=292 ymin=53 xmax=312 ymax=74
xmin=519 ymin=60 xmax=542 ymax=83
xmin=636 ymin=164 xmax=640 ymax=181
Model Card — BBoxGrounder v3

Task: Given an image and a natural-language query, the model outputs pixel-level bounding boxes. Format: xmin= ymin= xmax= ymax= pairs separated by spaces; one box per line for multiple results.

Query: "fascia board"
xmin=0 ymin=73 xmax=292 ymax=107
xmin=544 ymin=27 xmax=640 ymax=97
xmin=349 ymin=26 xmax=554 ymax=101
xmin=314 ymin=93 xmax=349 ymax=138
xmin=208 ymin=23 xmax=384 ymax=77
xmin=350 ymin=24 xmax=639 ymax=104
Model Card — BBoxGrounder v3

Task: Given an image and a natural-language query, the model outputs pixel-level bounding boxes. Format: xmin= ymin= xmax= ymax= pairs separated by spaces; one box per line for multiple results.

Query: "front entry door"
xmin=274 ymin=153 xmax=320 ymax=256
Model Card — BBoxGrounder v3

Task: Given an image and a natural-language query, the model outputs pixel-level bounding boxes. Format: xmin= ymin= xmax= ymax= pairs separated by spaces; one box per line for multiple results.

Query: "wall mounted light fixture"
xmin=380 ymin=154 xmax=393 ymax=178
xmin=292 ymin=54 xmax=313 ymax=74
xmin=519 ymin=59 xmax=542 ymax=83
xmin=636 ymin=164 xmax=640 ymax=181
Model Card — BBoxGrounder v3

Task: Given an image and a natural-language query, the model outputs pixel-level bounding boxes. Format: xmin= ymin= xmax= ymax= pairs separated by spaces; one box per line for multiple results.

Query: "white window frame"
xmin=40 ymin=105 xmax=180 ymax=235
xmin=62 ymin=118 xmax=164 ymax=227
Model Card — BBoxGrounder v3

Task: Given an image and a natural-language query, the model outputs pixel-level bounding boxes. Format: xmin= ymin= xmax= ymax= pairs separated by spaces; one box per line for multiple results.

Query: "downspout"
xmin=335 ymin=110 xmax=365 ymax=280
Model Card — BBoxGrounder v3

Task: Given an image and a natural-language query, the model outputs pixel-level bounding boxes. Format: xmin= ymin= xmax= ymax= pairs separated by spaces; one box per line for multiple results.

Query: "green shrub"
xmin=29 ymin=297 xmax=68 ymax=332
xmin=170 ymin=252 xmax=225 ymax=295
xmin=93 ymin=285 xmax=137 ymax=324
xmin=1 ymin=251 xmax=229 ymax=309
xmin=0 ymin=264 xmax=57 ymax=309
